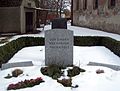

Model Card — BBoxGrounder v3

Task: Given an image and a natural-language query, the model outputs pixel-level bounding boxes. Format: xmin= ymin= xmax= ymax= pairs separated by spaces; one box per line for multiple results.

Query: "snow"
xmin=68 ymin=25 xmax=120 ymax=41
xmin=9 ymin=24 xmax=120 ymax=41
xmin=0 ymin=46 xmax=120 ymax=91
xmin=0 ymin=24 xmax=120 ymax=91
xmin=8 ymin=46 xmax=45 ymax=66
xmin=8 ymin=46 xmax=120 ymax=66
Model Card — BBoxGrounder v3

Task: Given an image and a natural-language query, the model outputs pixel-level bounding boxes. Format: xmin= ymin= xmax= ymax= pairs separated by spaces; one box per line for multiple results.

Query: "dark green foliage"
xmin=41 ymin=65 xmax=63 ymax=79
xmin=101 ymin=37 xmax=120 ymax=57
xmin=41 ymin=67 xmax=48 ymax=75
xmin=52 ymin=73 xmax=61 ymax=79
xmin=0 ymin=48 xmax=5 ymax=62
xmin=74 ymin=36 xmax=120 ymax=57
xmin=74 ymin=36 xmax=103 ymax=46
xmin=0 ymin=38 xmax=26 ymax=67
xmin=0 ymin=37 xmax=44 ymax=67
xmin=67 ymin=66 xmax=85 ymax=77
xmin=24 ymin=37 xmax=44 ymax=46
xmin=57 ymin=78 xmax=72 ymax=87
xmin=0 ymin=36 xmax=120 ymax=68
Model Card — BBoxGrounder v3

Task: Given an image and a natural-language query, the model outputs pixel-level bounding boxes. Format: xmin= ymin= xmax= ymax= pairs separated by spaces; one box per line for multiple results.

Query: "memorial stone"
xmin=45 ymin=29 xmax=73 ymax=67
xmin=52 ymin=18 xmax=67 ymax=29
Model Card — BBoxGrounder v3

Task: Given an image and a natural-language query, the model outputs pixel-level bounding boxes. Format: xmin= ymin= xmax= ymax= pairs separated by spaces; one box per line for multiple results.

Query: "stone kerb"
xmin=45 ymin=29 xmax=73 ymax=67
xmin=1 ymin=61 xmax=33 ymax=70
xmin=88 ymin=62 xmax=120 ymax=71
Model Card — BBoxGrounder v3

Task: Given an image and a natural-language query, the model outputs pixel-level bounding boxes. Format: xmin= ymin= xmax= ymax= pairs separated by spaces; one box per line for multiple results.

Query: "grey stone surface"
xmin=88 ymin=62 xmax=120 ymax=71
xmin=1 ymin=61 xmax=33 ymax=70
xmin=52 ymin=18 xmax=67 ymax=29
xmin=45 ymin=29 xmax=73 ymax=67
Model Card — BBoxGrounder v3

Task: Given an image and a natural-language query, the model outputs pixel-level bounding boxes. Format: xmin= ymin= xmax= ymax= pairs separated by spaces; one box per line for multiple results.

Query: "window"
xmin=83 ymin=0 xmax=87 ymax=10
xmin=93 ymin=0 xmax=98 ymax=9
xmin=108 ymin=0 xmax=116 ymax=9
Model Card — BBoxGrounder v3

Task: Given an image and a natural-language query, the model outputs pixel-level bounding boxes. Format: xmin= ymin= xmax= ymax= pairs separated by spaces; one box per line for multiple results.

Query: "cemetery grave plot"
xmin=0 ymin=35 xmax=119 ymax=89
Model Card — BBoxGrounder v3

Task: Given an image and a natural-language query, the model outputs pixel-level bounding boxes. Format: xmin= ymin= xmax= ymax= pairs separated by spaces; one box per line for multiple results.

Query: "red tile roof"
xmin=0 ymin=0 xmax=23 ymax=7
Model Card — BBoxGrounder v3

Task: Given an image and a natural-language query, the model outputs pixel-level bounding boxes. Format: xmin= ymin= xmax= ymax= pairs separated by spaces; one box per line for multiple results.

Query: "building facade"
xmin=0 ymin=0 xmax=36 ymax=34
xmin=72 ymin=0 xmax=120 ymax=34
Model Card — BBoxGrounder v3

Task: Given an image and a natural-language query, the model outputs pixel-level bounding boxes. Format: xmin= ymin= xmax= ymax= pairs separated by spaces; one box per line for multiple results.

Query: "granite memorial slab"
xmin=45 ymin=29 xmax=73 ymax=67
xmin=52 ymin=18 xmax=67 ymax=29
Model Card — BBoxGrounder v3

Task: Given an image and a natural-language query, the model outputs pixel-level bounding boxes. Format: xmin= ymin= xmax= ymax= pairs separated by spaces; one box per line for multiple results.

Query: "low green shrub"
xmin=57 ymin=78 xmax=72 ymax=87
xmin=24 ymin=37 xmax=44 ymax=47
xmin=41 ymin=65 xmax=63 ymax=79
xmin=74 ymin=36 xmax=103 ymax=46
xmin=41 ymin=67 xmax=48 ymax=75
xmin=4 ymin=69 xmax=24 ymax=79
xmin=0 ymin=47 xmax=5 ymax=63
xmin=101 ymin=37 xmax=120 ymax=57
xmin=67 ymin=66 xmax=85 ymax=77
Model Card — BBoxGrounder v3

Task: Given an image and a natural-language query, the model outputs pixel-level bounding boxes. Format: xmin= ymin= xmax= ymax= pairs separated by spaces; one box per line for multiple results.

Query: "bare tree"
xmin=38 ymin=0 xmax=71 ymax=18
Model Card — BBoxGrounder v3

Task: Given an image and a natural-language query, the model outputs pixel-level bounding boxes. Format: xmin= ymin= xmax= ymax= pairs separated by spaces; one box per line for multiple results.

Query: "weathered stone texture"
xmin=45 ymin=29 xmax=73 ymax=67
xmin=72 ymin=0 xmax=120 ymax=34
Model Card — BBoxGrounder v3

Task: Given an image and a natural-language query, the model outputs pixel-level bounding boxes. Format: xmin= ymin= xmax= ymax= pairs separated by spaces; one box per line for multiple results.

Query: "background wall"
xmin=0 ymin=7 xmax=20 ymax=33
xmin=73 ymin=0 xmax=120 ymax=34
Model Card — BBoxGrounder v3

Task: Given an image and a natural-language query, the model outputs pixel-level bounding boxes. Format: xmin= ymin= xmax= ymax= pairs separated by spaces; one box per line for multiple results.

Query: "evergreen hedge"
xmin=0 ymin=36 xmax=120 ymax=68
xmin=0 ymin=37 xmax=44 ymax=67
xmin=74 ymin=36 xmax=120 ymax=57
xmin=101 ymin=37 xmax=120 ymax=57
xmin=74 ymin=36 xmax=103 ymax=46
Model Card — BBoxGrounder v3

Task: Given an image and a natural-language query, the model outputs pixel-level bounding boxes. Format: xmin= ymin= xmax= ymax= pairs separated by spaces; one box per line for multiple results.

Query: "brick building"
xmin=72 ymin=0 xmax=120 ymax=34
xmin=0 ymin=0 xmax=36 ymax=33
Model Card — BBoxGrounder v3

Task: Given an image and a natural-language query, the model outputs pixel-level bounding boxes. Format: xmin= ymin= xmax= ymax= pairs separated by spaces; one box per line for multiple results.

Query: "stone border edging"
xmin=87 ymin=62 xmax=120 ymax=71
xmin=1 ymin=61 xmax=33 ymax=70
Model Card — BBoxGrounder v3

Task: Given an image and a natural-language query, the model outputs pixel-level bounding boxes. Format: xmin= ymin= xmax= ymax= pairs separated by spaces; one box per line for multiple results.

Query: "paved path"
xmin=87 ymin=62 xmax=120 ymax=71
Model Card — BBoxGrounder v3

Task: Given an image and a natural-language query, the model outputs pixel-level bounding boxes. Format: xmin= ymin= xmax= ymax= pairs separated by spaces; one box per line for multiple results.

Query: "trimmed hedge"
xmin=0 ymin=36 xmax=120 ymax=68
xmin=74 ymin=36 xmax=103 ymax=46
xmin=0 ymin=37 xmax=44 ymax=67
xmin=101 ymin=37 xmax=120 ymax=57
xmin=74 ymin=36 xmax=120 ymax=57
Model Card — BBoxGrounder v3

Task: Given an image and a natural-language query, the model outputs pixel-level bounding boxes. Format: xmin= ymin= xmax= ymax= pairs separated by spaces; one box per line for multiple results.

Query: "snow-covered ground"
xmin=0 ymin=24 xmax=120 ymax=91
xmin=9 ymin=24 xmax=120 ymax=41
xmin=0 ymin=46 xmax=120 ymax=91
xmin=8 ymin=46 xmax=120 ymax=66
